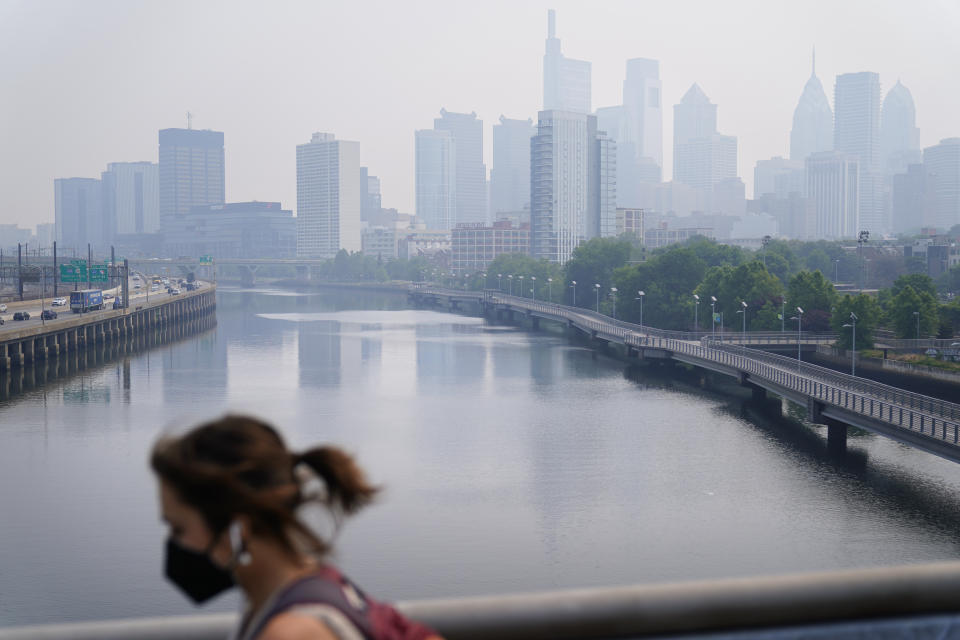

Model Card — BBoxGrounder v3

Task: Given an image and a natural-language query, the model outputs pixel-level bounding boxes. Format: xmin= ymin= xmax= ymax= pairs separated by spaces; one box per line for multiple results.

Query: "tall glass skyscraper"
xmin=415 ymin=129 xmax=456 ymax=230
xmin=542 ymin=10 xmax=591 ymax=114
xmin=491 ymin=116 xmax=535 ymax=217
xmin=158 ymin=128 xmax=224 ymax=233
xmin=434 ymin=110 xmax=486 ymax=225
xmin=790 ymin=51 xmax=833 ymax=163
xmin=834 ymin=72 xmax=882 ymax=233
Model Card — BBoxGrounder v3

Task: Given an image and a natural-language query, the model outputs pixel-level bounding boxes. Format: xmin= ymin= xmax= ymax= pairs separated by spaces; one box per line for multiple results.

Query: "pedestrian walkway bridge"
xmin=409 ymin=287 xmax=960 ymax=464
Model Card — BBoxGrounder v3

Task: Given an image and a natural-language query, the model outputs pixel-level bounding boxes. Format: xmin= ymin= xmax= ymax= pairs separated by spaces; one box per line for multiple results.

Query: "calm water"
xmin=3 ymin=287 xmax=960 ymax=627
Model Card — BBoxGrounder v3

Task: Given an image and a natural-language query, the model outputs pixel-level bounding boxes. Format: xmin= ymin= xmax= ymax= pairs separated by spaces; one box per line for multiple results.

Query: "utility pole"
xmin=53 ymin=241 xmax=58 ymax=297
xmin=87 ymin=243 xmax=92 ymax=290
xmin=17 ymin=242 xmax=23 ymax=301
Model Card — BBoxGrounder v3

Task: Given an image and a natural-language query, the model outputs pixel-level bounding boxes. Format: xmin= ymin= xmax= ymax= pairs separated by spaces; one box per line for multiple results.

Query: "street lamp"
xmin=781 ymin=297 xmax=786 ymax=332
xmin=547 ymin=277 xmax=553 ymax=303
xmin=737 ymin=301 xmax=747 ymax=347
xmin=570 ymin=280 xmax=577 ymax=306
xmin=507 ymin=274 xmax=513 ymax=295
xmin=497 ymin=273 xmax=502 ymax=291
xmin=610 ymin=287 xmax=618 ymax=319
xmin=595 ymin=283 xmax=601 ymax=313
xmin=858 ymin=230 xmax=870 ymax=293
xmin=792 ymin=306 xmax=804 ymax=368
xmin=531 ymin=276 xmax=536 ymax=300
xmin=833 ymin=259 xmax=840 ymax=283
xmin=843 ymin=312 xmax=858 ymax=376
xmin=914 ymin=311 xmax=920 ymax=340
xmin=635 ymin=290 xmax=645 ymax=329
xmin=518 ymin=275 xmax=525 ymax=297
xmin=693 ymin=294 xmax=700 ymax=332
xmin=710 ymin=296 xmax=717 ymax=340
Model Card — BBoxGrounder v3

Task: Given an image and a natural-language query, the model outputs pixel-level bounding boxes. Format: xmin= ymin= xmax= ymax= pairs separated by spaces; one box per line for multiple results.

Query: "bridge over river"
xmin=409 ymin=287 xmax=960 ymax=465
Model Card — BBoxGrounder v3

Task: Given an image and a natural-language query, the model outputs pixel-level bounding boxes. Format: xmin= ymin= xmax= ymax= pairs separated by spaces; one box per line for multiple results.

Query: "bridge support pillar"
xmin=295 ymin=265 xmax=309 ymax=281
xmin=531 ymin=317 xmax=540 ymax=331
xmin=751 ymin=386 xmax=766 ymax=402
xmin=0 ymin=343 xmax=10 ymax=371
xmin=826 ymin=419 xmax=848 ymax=453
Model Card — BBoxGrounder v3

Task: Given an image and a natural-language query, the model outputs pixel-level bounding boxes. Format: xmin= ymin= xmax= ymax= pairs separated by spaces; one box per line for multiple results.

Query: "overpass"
xmin=410 ymin=287 xmax=960 ymax=464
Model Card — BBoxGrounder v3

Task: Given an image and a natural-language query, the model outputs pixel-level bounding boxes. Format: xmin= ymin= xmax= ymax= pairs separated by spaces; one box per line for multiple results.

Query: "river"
xmin=2 ymin=286 xmax=960 ymax=627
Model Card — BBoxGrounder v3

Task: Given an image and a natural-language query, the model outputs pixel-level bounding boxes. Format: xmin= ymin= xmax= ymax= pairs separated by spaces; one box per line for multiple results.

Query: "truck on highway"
xmin=70 ymin=289 xmax=104 ymax=314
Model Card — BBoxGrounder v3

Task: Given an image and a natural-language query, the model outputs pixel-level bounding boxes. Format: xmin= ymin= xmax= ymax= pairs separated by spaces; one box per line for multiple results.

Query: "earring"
xmin=229 ymin=521 xmax=253 ymax=566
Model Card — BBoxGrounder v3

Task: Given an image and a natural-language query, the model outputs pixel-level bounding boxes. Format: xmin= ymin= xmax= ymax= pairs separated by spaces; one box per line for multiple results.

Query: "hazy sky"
xmin=3 ymin=0 xmax=960 ymax=229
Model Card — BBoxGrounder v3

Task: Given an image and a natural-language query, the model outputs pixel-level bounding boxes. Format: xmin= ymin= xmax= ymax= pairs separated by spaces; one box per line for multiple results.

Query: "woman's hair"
xmin=151 ymin=414 xmax=378 ymax=557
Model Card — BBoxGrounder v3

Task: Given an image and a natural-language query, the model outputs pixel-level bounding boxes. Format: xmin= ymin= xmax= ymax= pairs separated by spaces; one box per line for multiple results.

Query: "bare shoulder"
xmin=257 ymin=611 xmax=339 ymax=640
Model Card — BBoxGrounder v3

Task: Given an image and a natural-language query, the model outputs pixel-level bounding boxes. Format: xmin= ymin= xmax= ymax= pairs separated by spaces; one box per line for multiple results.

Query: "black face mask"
xmin=164 ymin=537 xmax=235 ymax=604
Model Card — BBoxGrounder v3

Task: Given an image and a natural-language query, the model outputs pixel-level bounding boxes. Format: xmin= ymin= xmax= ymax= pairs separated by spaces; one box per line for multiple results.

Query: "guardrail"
xmin=876 ymin=338 xmax=960 ymax=350
xmin=6 ymin=562 xmax=960 ymax=639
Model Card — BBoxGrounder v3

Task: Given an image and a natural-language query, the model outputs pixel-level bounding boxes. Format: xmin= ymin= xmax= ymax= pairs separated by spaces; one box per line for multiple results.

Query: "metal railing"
xmin=6 ymin=561 xmax=960 ymax=639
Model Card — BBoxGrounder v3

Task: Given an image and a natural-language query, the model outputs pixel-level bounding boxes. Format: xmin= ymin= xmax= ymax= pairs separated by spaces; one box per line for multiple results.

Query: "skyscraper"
xmin=673 ymin=84 xmax=717 ymax=147
xmin=415 ymin=129 xmax=456 ymax=230
xmin=54 ymin=177 xmax=103 ymax=250
xmin=158 ymin=128 xmax=224 ymax=232
xmin=835 ymin=72 xmax=882 ymax=233
xmin=923 ymin=138 xmax=960 ymax=231
xmin=880 ymin=80 xmax=921 ymax=173
xmin=673 ymin=84 xmax=737 ymax=208
xmin=491 ymin=116 xmax=535 ymax=217
xmin=623 ymin=57 xmax=663 ymax=171
xmin=790 ymin=51 xmax=833 ymax=162
xmin=359 ymin=167 xmax=382 ymax=221
xmin=101 ymin=161 xmax=159 ymax=237
xmin=807 ymin=151 xmax=859 ymax=239
xmin=434 ymin=109 xmax=486 ymax=225
xmin=296 ymin=132 xmax=361 ymax=258
xmin=530 ymin=110 xmax=614 ymax=263
xmin=542 ymin=10 xmax=591 ymax=114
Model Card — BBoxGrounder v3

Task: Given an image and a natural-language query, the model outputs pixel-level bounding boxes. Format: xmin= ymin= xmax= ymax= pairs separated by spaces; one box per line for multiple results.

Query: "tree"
xmin=487 ymin=253 xmax=563 ymax=299
xmin=786 ymin=270 xmax=837 ymax=331
xmin=830 ymin=294 xmax=881 ymax=350
xmin=805 ymin=248 xmax=832 ymax=275
xmin=891 ymin=273 xmax=937 ymax=299
xmin=564 ymin=237 xmax=632 ymax=307
xmin=613 ymin=246 xmax=708 ymax=329
xmin=887 ymin=285 xmax=939 ymax=339
xmin=693 ymin=261 xmax=784 ymax=330
xmin=936 ymin=264 xmax=960 ymax=295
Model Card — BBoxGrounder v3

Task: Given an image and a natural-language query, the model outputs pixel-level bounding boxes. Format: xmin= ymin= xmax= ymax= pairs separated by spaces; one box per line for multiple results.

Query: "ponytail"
xmin=296 ymin=446 xmax=378 ymax=515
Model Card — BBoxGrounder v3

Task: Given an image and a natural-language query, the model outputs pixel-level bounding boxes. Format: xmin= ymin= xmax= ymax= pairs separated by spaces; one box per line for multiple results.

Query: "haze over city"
xmin=3 ymin=0 xmax=960 ymax=227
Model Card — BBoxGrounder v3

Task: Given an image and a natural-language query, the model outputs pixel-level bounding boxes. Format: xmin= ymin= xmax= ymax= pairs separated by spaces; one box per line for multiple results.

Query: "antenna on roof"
xmin=187 ymin=111 xmax=193 ymax=130
xmin=811 ymin=46 xmax=816 ymax=76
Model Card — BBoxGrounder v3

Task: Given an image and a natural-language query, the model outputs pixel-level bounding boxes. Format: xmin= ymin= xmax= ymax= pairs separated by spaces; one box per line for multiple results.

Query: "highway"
xmin=0 ymin=274 xmax=205 ymax=333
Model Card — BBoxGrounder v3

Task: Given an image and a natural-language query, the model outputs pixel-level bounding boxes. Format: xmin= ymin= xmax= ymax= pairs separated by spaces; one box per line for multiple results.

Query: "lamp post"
xmin=595 ymin=283 xmax=601 ymax=313
xmin=518 ymin=275 xmax=525 ymax=298
xmin=481 ymin=273 xmax=486 ymax=290
xmin=761 ymin=235 xmax=771 ymax=268
xmin=857 ymin=230 xmax=869 ymax=294
xmin=833 ymin=259 xmax=839 ymax=283
xmin=737 ymin=301 xmax=747 ymax=348
xmin=531 ymin=276 xmax=536 ymax=300
xmin=693 ymin=294 xmax=700 ymax=332
xmin=781 ymin=298 xmax=786 ymax=332
xmin=570 ymin=281 xmax=577 ymax=306
xmin=914 ymin=311 xmax=920 ymax=340
xmin=610 ymin=287 xmax=618 ymax=319
xmin=636 ymin=290 xmax=645 ymax=329
xmin=508 ymin=274 xmax=513 ymax=295
xmin=547 ymin=278 xmax=553 ymax=303
xmin=497 ymin=273 xmax=502 ymax=291
xmin=792 ymin=306 xmax=804 ymax=368
xmin=710 ymin=296 xmax=717 ymax=340
xmin=843 ymin=312 xmax=858 ymax=376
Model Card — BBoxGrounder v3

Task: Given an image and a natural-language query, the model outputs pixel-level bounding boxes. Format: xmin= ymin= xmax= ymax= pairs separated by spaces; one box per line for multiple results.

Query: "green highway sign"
xmin=70 ymin=259 xmax=86 ymax=267
xmin=89 ymin=264 xmax=108 ymax=283
xmin=60 ymin=263 xmax=86 ymax=283
xmin=199 ymin=255 xmax=214 ymax=266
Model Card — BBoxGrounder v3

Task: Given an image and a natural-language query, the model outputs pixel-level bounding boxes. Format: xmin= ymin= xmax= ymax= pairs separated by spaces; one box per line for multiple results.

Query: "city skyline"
xmin=3 ymin=1 xmax=960 ymax=228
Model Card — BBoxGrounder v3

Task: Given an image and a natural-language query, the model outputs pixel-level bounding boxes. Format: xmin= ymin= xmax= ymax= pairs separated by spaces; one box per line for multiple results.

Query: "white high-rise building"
xmin=434 ymin=110 xmax=486 ymax=225
xmin=491 ymin=116 xmax=535 ymax=217
xmin=807 ymin=151 xmax=859 ymax=239
xmin=101 ymin=161 xmax=159 ymax=237
xmin=415 ymin=129 xmax=456 ymax=230
xmin=530 ymin=110 xmax=614 ymax=263
xmin=923 ymin=138 xmax=960 ymax=231
xmin=296 ymin=132 xmax=361 ymax=258
xmin=790 ymin=51 xmax=833 ymax=162
xmin=835 ymin=72 xmax=882 ymax=233
xmin=623 ymin=58 xmax=662 ymax=171
xmin=542 ymin=10 xmax=591 ymax=114
xmin=880 ymin=80 xmax=921 ymax=173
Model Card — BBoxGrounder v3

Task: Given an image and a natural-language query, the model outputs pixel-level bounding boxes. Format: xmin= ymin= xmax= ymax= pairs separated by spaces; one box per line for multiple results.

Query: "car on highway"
xmin=113 ymin=300 xmax=124 ymax=309
xmin=51 ymin=297 xmax=67 ymax=306
xmin=0 ymin=304 xmax=6 ymax=312
xmin=0 ymin=316 xmax=4 ymax=325
xmin=41 ymin=310 xmax=57 ymax=320
xmin=170 ymin=288 xmax=181 ymax=295
xmin=13 ymin=311 xmax=30 ymax=321
xmin=134 ymin=283 xmax=142 ymax=289
xmin=103 ymin=293 xmax=114 ymax=300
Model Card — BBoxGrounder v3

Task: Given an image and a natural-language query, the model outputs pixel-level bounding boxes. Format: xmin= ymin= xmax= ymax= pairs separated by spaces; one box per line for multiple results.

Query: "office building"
xmin=158 ymin=128 xmax=225 ymax=232
xmin=491 ymin=116 xmax=534 ymax=216
xmin=296 ymin=132 xmax=361 ymax=258
xmin=36 ymin=223 xmax=54 ymax=248
xmin=362 ymin=225 xmax=404 ymax=261
xmin=645 ymin=226 xmax=714 ymax=249
xmin=415 ymin=129 xmax=456 ymax=230
xmin=880 ymin=80 xmax=921 ymax=173
xmin=754 ymin=157 xmax=805 ymax=199
xmin=673 ymin=84 xmax=738 ymax=209
xmin=835 ymin=72 xmax=883 ymax=233
xmin=451 ymin=221 xmax=530 ymax=273
xmin=623 ymin=58 xmax=663 ymax=171
xmin=164 ymin=201 xmax=295 ymax=259
xmin=54 ymin=177 xmax=103 ymax=250
xmin=790 ymin=51 xmax=833 ymax=162
xmin=891 ymin=164 xmax=930 ymax=233
xmin=923 ymin=138 xmax=960 ymax=231
xmin=359 ymin=167 xmax=382 ymax=221
xmin=615 ymin=208 xmax=644 ymax=244
xmin=530 ymin=110 xmax=615 ymax=263
xmin=807 ymin=151 xmax=859 ymax=239
xmin=101 ymin=162 xmax=159 ymax=240
xmin=542 ymin=9 xmax=591 ymax=113
xmin=397 ymin=228 xmax=451 ymax=261
xmin=434 ymin=109 xmax=486 ymax=225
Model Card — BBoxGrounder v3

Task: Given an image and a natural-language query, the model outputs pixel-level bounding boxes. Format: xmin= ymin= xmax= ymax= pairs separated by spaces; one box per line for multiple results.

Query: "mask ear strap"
xmin=228 ymin=520 xmax=252 ymax=567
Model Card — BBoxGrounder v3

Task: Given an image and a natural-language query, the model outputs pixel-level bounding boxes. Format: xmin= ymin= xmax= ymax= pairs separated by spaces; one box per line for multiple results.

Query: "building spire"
xmin=811 ymin=46 xmax=816 ymax=77
xmin=548 ymin=9 xmax=555 ymax=39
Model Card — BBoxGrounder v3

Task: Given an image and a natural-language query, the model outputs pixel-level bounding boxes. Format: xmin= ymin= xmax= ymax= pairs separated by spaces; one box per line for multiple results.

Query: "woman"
xmin=152 ymin=414 xmax=441 ymax=640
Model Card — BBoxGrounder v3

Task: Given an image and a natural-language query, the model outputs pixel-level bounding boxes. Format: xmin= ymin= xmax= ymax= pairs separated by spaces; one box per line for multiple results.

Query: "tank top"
xmin=230 ymin=565 xmax=437 ymax=640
